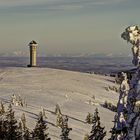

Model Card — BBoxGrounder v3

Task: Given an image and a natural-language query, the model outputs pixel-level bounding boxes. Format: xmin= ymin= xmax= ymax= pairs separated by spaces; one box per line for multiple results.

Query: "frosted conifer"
xmin=56 ymin=113 xmax=63 ymax=128
xmin=85 ymin=112 xmax=94 ymax=124
xmin=4 ymin=104 xmax=22 ymax=140
xmin=88 ymin=108 xmax=106 ymax=140
xmin=60 ymin=115 xmax=72 ymax=140
xmin=55 ymin=104 xmax=62 ymax=115
xmin=0 ymin=101 xmax=5 ymax=115
xmin=33 ymin=112 xmax=50 ymax=140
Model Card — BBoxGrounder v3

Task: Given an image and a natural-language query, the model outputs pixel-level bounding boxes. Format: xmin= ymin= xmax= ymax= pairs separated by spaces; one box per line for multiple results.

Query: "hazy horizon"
xmin=0 ymin=0 xmax=140 ymax=56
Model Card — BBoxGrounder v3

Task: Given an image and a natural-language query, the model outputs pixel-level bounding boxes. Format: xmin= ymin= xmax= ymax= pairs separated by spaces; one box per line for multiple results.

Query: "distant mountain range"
xmin=0 ymin=51 xmax=132 ymax=58
xmin=0 ymin=51 xmax=28 ymax=57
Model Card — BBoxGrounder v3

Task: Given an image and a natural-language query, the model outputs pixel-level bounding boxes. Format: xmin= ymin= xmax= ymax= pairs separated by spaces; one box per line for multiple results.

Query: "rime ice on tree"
xmin=111 ymin=25 xmax=140 ymax=140
xmin=121 ymin=26 xmax=140 ymax=66
xmin=119 ymin=72 xmax=129 ymax=108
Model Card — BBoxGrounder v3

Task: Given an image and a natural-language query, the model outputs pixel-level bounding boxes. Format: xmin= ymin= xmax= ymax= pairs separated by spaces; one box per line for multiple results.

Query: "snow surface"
xmin=0 ymin=67 xmax=119 ymax=140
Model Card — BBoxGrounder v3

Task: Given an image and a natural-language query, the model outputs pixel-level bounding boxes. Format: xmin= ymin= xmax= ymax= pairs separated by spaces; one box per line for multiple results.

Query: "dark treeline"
xmin=0 ymin=102 xmax=108 ymax=140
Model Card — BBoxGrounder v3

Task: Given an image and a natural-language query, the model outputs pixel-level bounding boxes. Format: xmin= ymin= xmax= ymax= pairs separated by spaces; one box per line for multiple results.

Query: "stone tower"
xmin=28 ymin=40 xmax=38 ymax=67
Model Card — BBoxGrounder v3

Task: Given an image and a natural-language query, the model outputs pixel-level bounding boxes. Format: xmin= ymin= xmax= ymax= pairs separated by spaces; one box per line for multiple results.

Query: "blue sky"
xmin=0 ymin=0 xmax=140 ymax=56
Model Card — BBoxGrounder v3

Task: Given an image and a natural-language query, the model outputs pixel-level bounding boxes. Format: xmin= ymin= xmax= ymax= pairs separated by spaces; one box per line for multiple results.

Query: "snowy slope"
xmin=0 ymin=67 xmax=119 ymax=139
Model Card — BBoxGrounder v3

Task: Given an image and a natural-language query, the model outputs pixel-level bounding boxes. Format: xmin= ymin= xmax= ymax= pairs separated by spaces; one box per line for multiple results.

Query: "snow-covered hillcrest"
xmin=0 ymin=67 xmax=118 ymax=139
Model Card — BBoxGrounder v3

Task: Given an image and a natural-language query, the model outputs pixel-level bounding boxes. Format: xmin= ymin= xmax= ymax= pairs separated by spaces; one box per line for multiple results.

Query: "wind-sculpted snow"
xmin=121 ymin=25 xmax=140 ymax=66
xmin=113 ymin=25 xmax=140 ymax=139
xmin=0 ymin=67 xmax=118 ymax=140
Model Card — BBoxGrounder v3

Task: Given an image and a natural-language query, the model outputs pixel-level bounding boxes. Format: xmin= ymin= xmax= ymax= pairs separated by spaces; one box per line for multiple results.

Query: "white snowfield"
xmin=0 ymin=67 xmax=119 ymax=139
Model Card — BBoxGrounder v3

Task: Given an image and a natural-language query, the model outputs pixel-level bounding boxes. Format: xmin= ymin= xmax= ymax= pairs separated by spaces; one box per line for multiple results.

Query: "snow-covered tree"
xmin=0 ymin=101 xmax=5 ymax=115
xmin=33 ymin=112 xmax=50 ymax=140
xmin=109 ymin=114 xmax=119 ymax=140
xmin=55 ymin=104 xmax=62 ymax=115
xmin=84 ymin=134 xmax=89 ymax=140
xmin=88 ymin=108 xmax=106 ymax=140
xmin=60 ymin=115 xmax=72 ymax=140
xmin=0 ymin=117 xmax=5 ymax=139
xmin=41 ymin=106 xmax=47 ymax=119
xmin=23 ymin=128 xmax=32 ymax=140
xmin=110 ymin=25 xmax=140 ymax=139
xmin=56 ymin=113 xmax=63 ymax=128
xmin=85 ymin=112 xmax=94 ymax=124
xmin=4 ymin=104 xmax=22 ymax=140
xmin=21 ymin=113 xmax=27 ymax=131
xmin=20 ymin=113 xmax=33 ymax=140
xmin=109 ymin=72 xmax=129 ymax=139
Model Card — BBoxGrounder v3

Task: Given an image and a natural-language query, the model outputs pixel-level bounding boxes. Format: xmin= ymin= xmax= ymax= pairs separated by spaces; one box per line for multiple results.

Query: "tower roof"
xmin=28 ymin=40 xmax=38 ymax=46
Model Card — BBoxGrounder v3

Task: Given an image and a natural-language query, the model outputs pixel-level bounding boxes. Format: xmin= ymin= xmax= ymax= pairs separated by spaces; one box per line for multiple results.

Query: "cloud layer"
xmin=1 ymin=0 xmax=126 ymax=7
